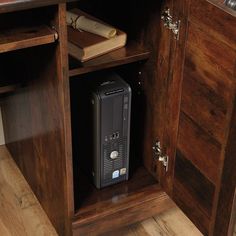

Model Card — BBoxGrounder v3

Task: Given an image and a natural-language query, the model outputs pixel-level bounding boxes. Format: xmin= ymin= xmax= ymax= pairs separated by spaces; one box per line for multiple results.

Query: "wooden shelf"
xmin=72 ymin=167 xmax=174 ymax=235
xmin=69 ymin=41 xmax=150 ymax=77
xmin=0 ymin=0 xmax=75 ymax=14
xmin=0 ymin=25 xmax=57 ymax=53
xmin=0 ymin=84 xmax=20 ymax=94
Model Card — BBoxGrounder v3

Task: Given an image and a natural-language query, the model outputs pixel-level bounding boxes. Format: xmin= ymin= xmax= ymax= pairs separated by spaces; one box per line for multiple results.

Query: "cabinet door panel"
xmin=169 ymin=0 xmax=236 ymax=235
xmin=174 ymin=152 xmax=215 ymax=235
xmin=189 ymin=0 xmax=236 ymax=49
xmin=182 ymin=24 xmax=235 ymax=144
xmin=178 ymin=113 xmax=221 ymax=184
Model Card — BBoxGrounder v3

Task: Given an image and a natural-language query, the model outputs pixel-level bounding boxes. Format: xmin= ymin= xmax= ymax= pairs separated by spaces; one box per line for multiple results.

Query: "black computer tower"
xmin=91 ymin=73 xmax=132 ymax=188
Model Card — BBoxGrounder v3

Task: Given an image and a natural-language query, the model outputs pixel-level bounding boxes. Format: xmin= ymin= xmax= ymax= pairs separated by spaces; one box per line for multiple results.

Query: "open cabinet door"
xmin=155 ymin=0 xmax=189 ymax=196
xmin=162 ymin=0 xmax=236 ymax=235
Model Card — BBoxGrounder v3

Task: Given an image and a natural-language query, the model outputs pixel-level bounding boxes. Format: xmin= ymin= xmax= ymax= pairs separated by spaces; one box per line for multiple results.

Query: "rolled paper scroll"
xmin=66 ymin=11 xmax=117 ymax=39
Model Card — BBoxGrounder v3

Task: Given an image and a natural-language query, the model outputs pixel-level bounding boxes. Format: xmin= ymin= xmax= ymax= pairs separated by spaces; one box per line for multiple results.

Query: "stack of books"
xmin=67 ymin=9 xmax=127 ymax=62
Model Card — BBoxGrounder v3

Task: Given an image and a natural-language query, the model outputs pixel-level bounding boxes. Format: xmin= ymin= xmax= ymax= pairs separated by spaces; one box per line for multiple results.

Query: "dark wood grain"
xmin=189 ymin=0 xmax=236 ymax=50
xmin=149 ymin=0 xmax=174 ymax=193
xmin=53 ymin=4 xmax=74 ymax=236
xmin=73 ymin=180 xmax=174 ymax=236
xmin=182 ymin=26 xmax=235 ymax=143
xmin=0 ymin=0 xmax=75 ymax=14
xmin=1 ymin=4 xmax=73 ymax=236
xmin=174 ymin=152 xmax=215 ymax=217
xmin=74 ymin=167 xmax=157 ymax=215
xmin=173 ymin=0 xmax=236 ymax=235
xmin=0 ymin=25 xmax=56 ymax=53
xmin=173 ymin=179 xmax=210 ymax=236
xmin=69 ymin=41 xmax=150 ymax=77
xmin=0 ymin=84 xmax=20 ymax=94
xmin=73 ymin=195 xmax=173 ymax=236
xmin=212 ymin=102 xmax=236 ymax=235
xmin=160 ymin=0 xmax=190 ymax=196
xmin=178 ymin=112 xmax=222 ymax=184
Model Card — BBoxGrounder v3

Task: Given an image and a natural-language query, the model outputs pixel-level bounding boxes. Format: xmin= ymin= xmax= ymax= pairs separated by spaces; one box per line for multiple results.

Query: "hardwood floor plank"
xmin=141 ymin=218 xmax=168 ymax=236
xmin=0 ymin=146 xmax=57 ymax=236
xmin=0 ymin=220 xmax=11 ymax=236
xmin=101 ymin=207 xmax=203 ymax=236
xmin=152 ymin=208 xmax=203 ymax=236
xmin=101 ymin=223 xmax=149 ymax=236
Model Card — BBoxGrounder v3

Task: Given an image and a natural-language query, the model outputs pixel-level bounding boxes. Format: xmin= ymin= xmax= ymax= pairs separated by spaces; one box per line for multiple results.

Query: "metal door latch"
xmin=152 ymin=141 xmax=169 ymax=172
xmin=161 ymin=8 xmax=181 ymax=40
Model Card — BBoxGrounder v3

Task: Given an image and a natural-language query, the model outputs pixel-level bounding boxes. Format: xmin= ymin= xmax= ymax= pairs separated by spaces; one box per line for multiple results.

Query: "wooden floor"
xmin=0 ymin=145 xmax=231 ymax=236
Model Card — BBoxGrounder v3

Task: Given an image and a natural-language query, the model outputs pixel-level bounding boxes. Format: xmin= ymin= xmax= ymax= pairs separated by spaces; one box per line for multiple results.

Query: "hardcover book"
xmin=67 ymin=9 xmax=127 ymax=62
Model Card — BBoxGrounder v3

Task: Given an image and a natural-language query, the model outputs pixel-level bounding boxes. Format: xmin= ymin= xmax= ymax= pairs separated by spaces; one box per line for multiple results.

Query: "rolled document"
xmin=66 ymin=11 xmax=117 ymax=39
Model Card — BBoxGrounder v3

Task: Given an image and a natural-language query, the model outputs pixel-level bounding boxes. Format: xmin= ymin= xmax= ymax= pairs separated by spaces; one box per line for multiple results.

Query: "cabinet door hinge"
xmin=161 ymin=8 xmax=181 ymax=40
xmin=152 ymin=141 xmax=169 ymax=172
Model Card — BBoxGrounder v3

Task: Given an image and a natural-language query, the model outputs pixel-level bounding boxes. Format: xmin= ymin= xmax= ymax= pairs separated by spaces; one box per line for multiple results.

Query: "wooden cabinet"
xmin=0 ymin=0 xmax=235 ymax=236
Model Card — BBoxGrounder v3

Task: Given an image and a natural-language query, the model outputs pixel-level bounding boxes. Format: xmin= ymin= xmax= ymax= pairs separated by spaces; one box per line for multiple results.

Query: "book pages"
xmin=66 ymin=11 xmax=117 ymax=39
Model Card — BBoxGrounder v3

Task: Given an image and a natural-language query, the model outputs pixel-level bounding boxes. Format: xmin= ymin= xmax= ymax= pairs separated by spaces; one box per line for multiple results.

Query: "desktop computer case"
xmin=91 ymin=74 xmax=131 ymax=188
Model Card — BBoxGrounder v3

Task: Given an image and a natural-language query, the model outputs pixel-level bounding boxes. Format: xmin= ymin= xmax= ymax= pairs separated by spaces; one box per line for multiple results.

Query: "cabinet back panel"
xmin=68 ymin=0 xmax=165 ymax=181
xmin=0 ymin=6 xmax=56 ymax=30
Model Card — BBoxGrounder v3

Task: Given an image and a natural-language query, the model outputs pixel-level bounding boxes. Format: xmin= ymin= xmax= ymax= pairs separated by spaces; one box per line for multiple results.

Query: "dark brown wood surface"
xmin=178 ymin=113 xmax=221 ymax=184
xmin=73 ymin=177 xmax=174 ymax=236
xmin=1 ymin=3 xmax=73 ymax=236
xmin=0 ymin=25 xmax=56 ymax=53
xmin=0 ymin=0 xmax=75 ymax=13
xmin=73 ymin=194 xmax=173 ymax=236
xmin=159 ymin=0 xmax=190 ymax=196
xmin=74 ymin=167 xmax=157 ymax=215
xmin=0 ymin=84 xmax=20 ymax=94
xmin=212 ymin=101 xmax=236 ymax=236
xmin=173 ymin=152 xmax=214 ymax=235
xmin=69 ymin=41 xmax=150 ymax=77
xmin=152 ymin=0 xmax=173 ymax=194
xmin=171 ymin=0 xmax=236 ymax=235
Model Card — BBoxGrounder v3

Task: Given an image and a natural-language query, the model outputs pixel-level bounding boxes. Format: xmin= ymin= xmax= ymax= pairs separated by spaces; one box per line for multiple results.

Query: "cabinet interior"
xmin=0 ymin=1 xmax=171 ymax=234
xmin=0 ymin=6 xmax=58 ymax=93
xmin=68 ymin=0 xmax=167 ymax=226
